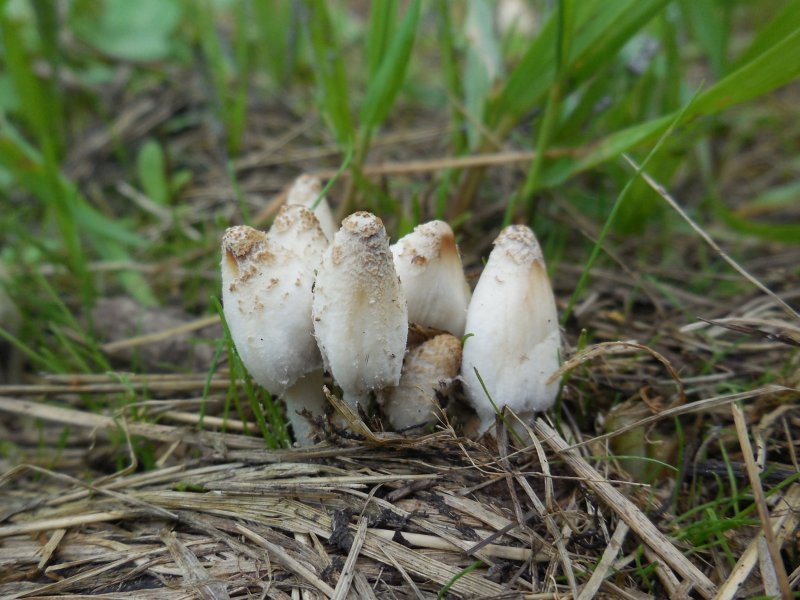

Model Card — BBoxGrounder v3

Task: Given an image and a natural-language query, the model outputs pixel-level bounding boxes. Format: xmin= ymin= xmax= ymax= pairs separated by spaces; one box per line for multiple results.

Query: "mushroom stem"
xmin=282 ymin=369 xmax=326 ymax=446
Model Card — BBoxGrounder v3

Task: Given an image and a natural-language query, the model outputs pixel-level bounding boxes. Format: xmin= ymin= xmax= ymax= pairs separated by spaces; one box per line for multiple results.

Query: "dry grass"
xmin=1 ymin=79 xmax=799 ymax=599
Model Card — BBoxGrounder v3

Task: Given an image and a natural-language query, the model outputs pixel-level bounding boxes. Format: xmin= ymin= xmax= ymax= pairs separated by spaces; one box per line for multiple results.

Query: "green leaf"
xmin=365 ymin=0 xmax=398 ymax=80
xmin=543 ymin=24 xmax=800 ymax=187
xmin=359 ymin=0 xmax=421 ymax=131
xmin=70 ymin=0 xmax=182 ymax=62
xmin=137 ymin=140 xmax=170 ymax=205
xmin=305 ymin=0 xmax=354 ymax=145
xmin=489 ymin=0 xmax=669 ymax=132
xmin=731 ymin=0 xmax=800 ymax=69
xmin=253 ymin=0 xmax=294 ymax=85
xmin=679 ymin=0 xmax=729 ymax=76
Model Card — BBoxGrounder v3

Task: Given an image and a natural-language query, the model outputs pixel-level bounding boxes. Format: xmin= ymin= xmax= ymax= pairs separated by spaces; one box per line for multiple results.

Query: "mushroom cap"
xmin=391 ymin=220 xmax=471 ymax=336
xmin=267 ymin=204 xmax=329 ymax=260
xmin=312 ymin=212 xmax=408 ymax=398
xmin=460 ymin=225 xmax=560 ymax=431
xmin=286 ymin=174 xmax=337 ymax=242
xmin=382 ymin=333 xmax=462 ymax=430
xmin=221 ymin=224 xmax=324 ymax=395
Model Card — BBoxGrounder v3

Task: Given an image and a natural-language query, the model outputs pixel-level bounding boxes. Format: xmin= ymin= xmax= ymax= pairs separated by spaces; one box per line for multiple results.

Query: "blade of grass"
xmin=541 ymin=25 xmax=800 ymax=188
xmin=304 ymin=0 xmax=354 ymax=146
xmin=561 ymin=86 xmax=702 ymax=324
xmin=211 ymin=296 xmax=288 ymax=448
xmin=365 ymin=0 xmax=398 ymax=80
xmin=505 ymin=0 xmax=575 ymax=225
xmin=253 ymin=0 xmax=294 ymax=86
xmin=0 ymin=13 xmax=87 ymax=296
xmin=358 ymin=0 xmax=421 ymax=134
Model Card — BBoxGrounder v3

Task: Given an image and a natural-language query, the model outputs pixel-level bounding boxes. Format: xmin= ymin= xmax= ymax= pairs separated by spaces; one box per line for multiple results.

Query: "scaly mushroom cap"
xmin=221 ymin=224 xmax=323 ymax=395
xmin=267 ymin=204 xmax=329 ymax=260
xmin=391 ymin=220 xmax=471 ymax=336
xmin=286 ymin=174 xmax=336 ymax=242
xmin=312 ymin=212 xmax=408 ymax=400
xmin=461 ymin=225 xmax=560 ymax=432
xmin=382 ymin=333 xmax=462 ymax=430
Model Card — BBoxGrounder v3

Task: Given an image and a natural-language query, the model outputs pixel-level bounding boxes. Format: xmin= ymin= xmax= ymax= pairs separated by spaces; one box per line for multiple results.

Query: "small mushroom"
xmin=286 ymin=174 xmax=337 ymax=242
xmin=312 ymin=212 xmax=408 ymax=411
xmin=221 ymin=212 xmax=327 ymax=445
xmin=381 ymin=333 xmax=462 ymax=431
xmin=391 ymin=220 xmax=471 ymax=336
xmin=461 ymin=225 xmax=560 ymax=433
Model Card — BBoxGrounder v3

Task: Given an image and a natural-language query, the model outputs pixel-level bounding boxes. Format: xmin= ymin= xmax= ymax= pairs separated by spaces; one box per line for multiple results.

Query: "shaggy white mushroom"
xmin=312 ymin=212 xmax=408 ymax=411
xmin=382 ymin=333 xmax=462 ymax=431
xmin=461 ymin=225 xmax=560 ymax=433
xmin=391 ymin=220 xmax=471 ymax=336
xmin=221 ymin=212 xmax=328 ymax=445
xmin=286 ymin=174 xmax=336 ymax=242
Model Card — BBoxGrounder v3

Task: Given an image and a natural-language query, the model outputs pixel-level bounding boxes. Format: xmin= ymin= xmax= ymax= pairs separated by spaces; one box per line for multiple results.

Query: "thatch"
xmin=1 ymin=369 xmax=798 ymax=598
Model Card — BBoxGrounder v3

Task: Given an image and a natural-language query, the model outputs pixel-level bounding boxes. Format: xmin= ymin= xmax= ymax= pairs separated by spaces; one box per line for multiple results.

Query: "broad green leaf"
xmin=137 ymin=140 xmax=170 ymax=205
xmin=69 ymin=0 xmax=182 ymax=62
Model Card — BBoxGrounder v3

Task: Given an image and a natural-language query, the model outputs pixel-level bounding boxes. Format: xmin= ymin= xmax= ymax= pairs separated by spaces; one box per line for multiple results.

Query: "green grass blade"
xmin=561 ymin=88 xmax=702 ymax=324
xmin=678 ymin=0 xmax=730 ymax=76
xmin=436 ymin=0 xmax=466 ymax=156
xmin=253 ymin=0 xmax=294 ymax=86
xmin=305 ymin=0 xmax=355 ymax=145
xmin=731 ymin=0 xmax=800 ymax=69
xmin=488 ymin=0 xmax=668 ymax=133
xmin=544 ymin=24 xmax=800 ymax=188
xmin=365 ymin=0 xmax=398 ymax=80
xmin=358 ymin=0 xmax=421 ymax=132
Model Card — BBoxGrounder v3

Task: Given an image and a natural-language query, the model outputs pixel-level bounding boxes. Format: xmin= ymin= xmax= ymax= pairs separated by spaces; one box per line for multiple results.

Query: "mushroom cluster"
xmin=221 ymin=175 xmax=561 ymax=445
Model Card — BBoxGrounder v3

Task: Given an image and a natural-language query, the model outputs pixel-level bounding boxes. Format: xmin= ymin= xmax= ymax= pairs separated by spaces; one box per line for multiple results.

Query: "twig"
xmin=577 ymin=521 xmax=629 ymax=600
xmin=331 ymin=517 xmax=367 ymax=600
xmin=533 ymin=418 xmax=717 ymax=599
xmin=730 ymin=403 xmax=792 ymax=599
xmin=623 ymin=154 xmax=800 ymax=322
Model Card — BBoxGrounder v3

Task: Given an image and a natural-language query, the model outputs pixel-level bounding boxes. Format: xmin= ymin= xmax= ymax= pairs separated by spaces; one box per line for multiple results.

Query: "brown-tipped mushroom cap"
xmin=460 ymin=225 xmax=560 ymax=433
xmin=286 ymin=174 xmax=336 ymax=242
xmin=391 ymin=220 xmax=471 ymax=336
xmin=312 ymin=212 xmax=408 ymax=406
xmin=221 ymin=224 xmax=323 ymax=396
xmin=382 ymin=333 xmax=462 ymax=430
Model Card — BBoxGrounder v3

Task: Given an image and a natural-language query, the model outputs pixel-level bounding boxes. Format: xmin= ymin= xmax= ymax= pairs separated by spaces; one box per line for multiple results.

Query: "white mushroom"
xmin=286 ymin=174 xmax=337 ymax=242
xmin=461 ymin=225 xmax=560 ymax=433
xmin=312 ymin=212 xmax=408 ymax=411
xmin=391 ymin=220 xmax=471 ymax=336
xmin=221 ymin=212 xmax=327 ymax=445
xmin=382 ymin=333 xmax=462 ymax=431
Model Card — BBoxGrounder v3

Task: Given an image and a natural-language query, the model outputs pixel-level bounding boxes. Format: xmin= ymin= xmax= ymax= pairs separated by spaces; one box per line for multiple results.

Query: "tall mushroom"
xmin=221 ymin=207 xmax=328 ymax=444
xmin=312 ymin=212 xmax=408 ymax=411
xmin=390 ymin=220 xmax=471 ymax=336
xmin=461 ymin=225 xmax=560 ymax=433
xmin=286 ymin=174 xmax=337 ymax=242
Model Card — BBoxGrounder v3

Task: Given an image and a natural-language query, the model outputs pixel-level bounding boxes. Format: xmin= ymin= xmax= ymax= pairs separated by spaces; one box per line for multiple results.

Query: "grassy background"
xmin=0 ymin=1 xmax=799 ymax=593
